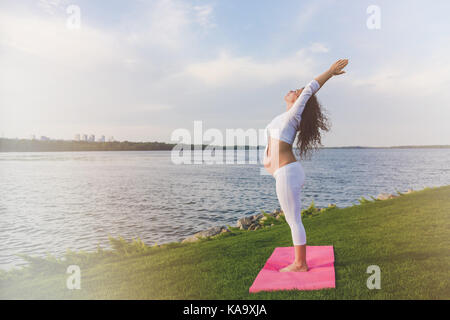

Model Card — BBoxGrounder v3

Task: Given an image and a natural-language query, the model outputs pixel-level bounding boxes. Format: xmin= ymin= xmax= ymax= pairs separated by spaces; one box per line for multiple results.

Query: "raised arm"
xmin=287 ymin=59 xmax=348 ymax=123
xmin=315 ymin=59 xmax=348 ymax=88
xmin=286 ymin=79 xmax=320 ymax=123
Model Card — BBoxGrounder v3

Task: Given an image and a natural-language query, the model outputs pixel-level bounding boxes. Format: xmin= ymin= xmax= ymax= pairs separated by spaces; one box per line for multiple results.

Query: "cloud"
xmin=351 ymin=48 xmax=450 ymax=98
xmin=309 ymin=42 xmax=329 ymax=53
xmin=141 ymin=0 xmax=192 ymax=49
xmin=293 ymin=1 xmax=322 ymax=33
xmin=0 ymin=0 xmax=218 ymax=68
xmin=37 ymin=0 xmax=69 ymax=15
xmin=0 ymin=11 xmax=125 ymax=68
xmin=124 ymin=0 xmax=216 ymax=50
xmin=175 ymin=49 xmax=318 ymax=88
xmin=193 ymin=5 xmax=216 ymax=29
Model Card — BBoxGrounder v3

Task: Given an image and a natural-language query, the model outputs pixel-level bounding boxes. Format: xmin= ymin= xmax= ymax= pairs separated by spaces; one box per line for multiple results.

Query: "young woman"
xmin=263 ymin=59 xmax=348 ymax=272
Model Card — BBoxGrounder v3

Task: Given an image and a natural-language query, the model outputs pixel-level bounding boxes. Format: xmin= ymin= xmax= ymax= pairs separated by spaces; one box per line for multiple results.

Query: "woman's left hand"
xmin=329 ymin=59 xmax=349 ymax=76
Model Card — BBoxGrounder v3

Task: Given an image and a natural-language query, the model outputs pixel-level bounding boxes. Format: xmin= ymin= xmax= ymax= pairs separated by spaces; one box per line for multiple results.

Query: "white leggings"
xmin=273 ymin=161 xmax=306 ymax=246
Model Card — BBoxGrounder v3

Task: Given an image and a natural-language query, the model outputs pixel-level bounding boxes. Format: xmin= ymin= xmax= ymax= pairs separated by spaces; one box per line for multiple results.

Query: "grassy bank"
xmin=1 ymin=185 xmax=449 ymax=299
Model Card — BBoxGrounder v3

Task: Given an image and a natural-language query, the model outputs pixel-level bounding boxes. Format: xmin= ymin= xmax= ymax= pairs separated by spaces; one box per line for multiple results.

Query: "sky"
xmin=0 ymin=0 xmax=449 ymax=147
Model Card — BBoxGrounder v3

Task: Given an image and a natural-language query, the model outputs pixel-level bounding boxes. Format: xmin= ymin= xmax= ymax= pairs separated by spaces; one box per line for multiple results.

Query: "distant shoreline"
xmin=0 ymin=138 xmax=449 ymax=152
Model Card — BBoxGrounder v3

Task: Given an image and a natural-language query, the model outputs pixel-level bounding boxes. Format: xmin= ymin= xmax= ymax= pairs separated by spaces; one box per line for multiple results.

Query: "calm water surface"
xmin=1 ymin=148 xmax=449 ymax=269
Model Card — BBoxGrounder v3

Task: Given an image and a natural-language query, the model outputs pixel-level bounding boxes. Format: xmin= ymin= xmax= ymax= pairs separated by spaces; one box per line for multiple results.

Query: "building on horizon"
xmin=40 ymin=136 xmax=50 ymax=141
xmin=97 ymin=135 xmax=106 ymax=142
xmin=82 ymin=134 xmax=88 ymax=142
xmin=88 ymin=134 xmax=95 ymax=142
xmin=74 ymin=134 xmax=80 ymax=141
xmin=108 ymin=136 xmax=114 ymax=142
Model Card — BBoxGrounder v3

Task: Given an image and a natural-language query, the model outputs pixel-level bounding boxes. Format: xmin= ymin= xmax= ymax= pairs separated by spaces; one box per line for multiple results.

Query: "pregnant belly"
xmin=263 ymin=154 xmax=275 ymax=176
xmin=263 ymin=140 xmax=272 ymax=172
xmin=263 ymin=139 xmax=297 ymax=176
xmin=263 ymin=153 xmax=271 ymax=168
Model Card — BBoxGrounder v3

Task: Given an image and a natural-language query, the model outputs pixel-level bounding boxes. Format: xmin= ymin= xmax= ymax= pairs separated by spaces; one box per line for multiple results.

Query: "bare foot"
xmin=279 ymin=262 xmax=308 ymax=272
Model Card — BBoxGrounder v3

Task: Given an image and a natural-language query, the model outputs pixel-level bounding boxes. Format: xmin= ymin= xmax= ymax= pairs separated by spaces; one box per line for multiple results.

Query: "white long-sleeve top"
xmin=264 ymin=79 xmax=320 ymax=147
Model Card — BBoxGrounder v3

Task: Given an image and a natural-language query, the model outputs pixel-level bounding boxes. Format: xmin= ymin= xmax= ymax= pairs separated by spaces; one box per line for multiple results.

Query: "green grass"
xmin=1 ymin=185 xmax=449 ymax=299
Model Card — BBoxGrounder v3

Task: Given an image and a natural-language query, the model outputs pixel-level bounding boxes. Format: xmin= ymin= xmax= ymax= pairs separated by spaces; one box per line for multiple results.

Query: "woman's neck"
xmin=286 ymin=102 xmax=294 ymax=111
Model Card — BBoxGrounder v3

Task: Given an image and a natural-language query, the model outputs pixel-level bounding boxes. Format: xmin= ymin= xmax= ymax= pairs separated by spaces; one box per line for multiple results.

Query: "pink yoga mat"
xmin=249 ymin=246 xmax=335 ymax=293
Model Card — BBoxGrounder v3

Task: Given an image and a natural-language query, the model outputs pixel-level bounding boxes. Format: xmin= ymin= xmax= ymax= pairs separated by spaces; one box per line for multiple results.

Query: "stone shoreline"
xmin=180 ymin=189 xmax=415 ymax=243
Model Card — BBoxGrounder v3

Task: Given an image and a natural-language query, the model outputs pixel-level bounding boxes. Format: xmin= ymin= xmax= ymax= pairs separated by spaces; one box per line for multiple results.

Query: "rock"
xmin=405 ymin=189 xmax=414 ymax=194
xmin=253 ymin=213 xmax=264 ymax=220
xmin=251 ymin=222 xmax=262 ymax=230
xmin=182 ymin=236 xmax=199 ymax=243
xmin=196 ymin=226 xmax=227 ymax=237
xmin=270 ymin=223 xmax=274 ymax=227
xmin=377 ymin=193 xmax=391 ymax=200
xmin=181 ymin=225 xmax=229 ymax=243
xmin=276 ymin=215 xmax=281 ymax=220
xmin=236 ymin=216 xmax=253 ymax=229
xmin=377 ymin=193 xmax=398 ymax=200
xmin=270 ymin=209 xmax=281 ymax=217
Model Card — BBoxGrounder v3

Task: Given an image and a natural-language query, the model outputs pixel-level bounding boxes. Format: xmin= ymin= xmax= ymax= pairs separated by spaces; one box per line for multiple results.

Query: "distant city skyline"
xmin=73 ymin=134 xmax=111 ymax=142
xmin=1 ymin=1 xmax=450 ymax=147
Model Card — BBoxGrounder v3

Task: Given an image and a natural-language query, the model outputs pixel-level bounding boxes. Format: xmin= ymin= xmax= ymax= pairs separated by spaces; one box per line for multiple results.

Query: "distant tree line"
xmin=0 ymin=138 xmax=176 ymax=152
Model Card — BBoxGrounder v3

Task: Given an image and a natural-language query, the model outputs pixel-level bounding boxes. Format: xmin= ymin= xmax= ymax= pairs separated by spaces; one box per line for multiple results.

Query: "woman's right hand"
xmin=329 ymin=59 xmax=348 ymax=76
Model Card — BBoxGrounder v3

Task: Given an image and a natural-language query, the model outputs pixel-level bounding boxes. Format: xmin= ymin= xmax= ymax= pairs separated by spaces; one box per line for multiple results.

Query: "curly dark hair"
xmin=295 ymin=91 xmax=331 ymax=160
